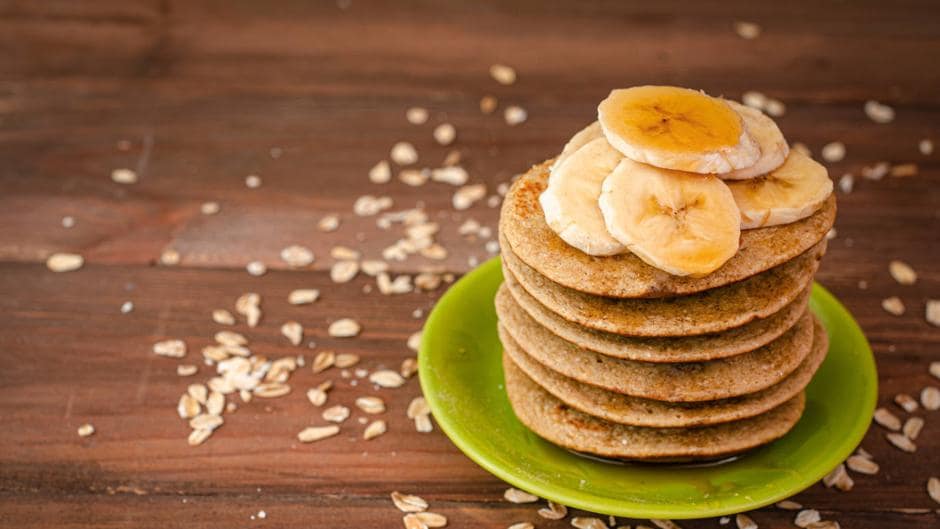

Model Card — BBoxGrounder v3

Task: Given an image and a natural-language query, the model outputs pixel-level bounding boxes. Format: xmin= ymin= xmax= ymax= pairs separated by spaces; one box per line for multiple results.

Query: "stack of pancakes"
xmin=496 ymin=160 xmax=837 ymax=461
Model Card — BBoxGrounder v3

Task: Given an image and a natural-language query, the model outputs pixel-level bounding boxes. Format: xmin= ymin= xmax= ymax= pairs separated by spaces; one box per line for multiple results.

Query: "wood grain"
xmin=0 ymin=1 xmax=938 ymax=527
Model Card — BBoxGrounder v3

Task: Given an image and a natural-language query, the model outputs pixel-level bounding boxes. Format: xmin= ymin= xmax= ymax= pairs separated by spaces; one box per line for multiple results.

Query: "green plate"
xmin=419 ymin=257 xmax=877 ymax=520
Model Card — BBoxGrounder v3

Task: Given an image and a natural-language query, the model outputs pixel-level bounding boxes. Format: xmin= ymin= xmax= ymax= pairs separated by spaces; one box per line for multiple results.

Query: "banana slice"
xmin=727 ymin=150 xmax=833 ymax=229
xmin=720 ymin=101 xmax=789 ymax=180
xmin=599 ymin=158 xmax=741 ymax=276
xmin=598 ymin=86 xmax=761 ymax=174
xmin=539 ymin=137 xmax=626 ymax=256
xmin=551 ymin=121 xmax=603 ymax=171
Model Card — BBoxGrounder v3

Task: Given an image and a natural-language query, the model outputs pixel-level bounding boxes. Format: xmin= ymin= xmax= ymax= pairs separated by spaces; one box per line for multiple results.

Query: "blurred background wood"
xmin=0 ymin=1 xmax=938 ymax=527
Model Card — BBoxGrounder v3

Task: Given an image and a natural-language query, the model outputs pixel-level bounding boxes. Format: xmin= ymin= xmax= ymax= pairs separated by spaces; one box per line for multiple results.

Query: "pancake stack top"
xmin=496 ymin=86 xmax=836 ymax=461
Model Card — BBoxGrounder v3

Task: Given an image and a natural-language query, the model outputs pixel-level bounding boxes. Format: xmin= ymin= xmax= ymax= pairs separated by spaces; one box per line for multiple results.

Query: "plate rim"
xmin=419 ymin=256 xmax=878 ymax=519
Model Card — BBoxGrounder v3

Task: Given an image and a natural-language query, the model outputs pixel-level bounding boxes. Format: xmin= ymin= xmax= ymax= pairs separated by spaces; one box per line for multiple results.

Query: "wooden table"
xmin=1 ymin=1 xmax=938 ymax=527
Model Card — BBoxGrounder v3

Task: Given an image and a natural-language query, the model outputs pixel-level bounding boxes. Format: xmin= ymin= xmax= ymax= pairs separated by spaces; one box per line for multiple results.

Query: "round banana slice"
xmin=720 ymin=102 xmax=790 ymax=180
xmin=599 ymin=158 xmax=741 ymax=277
xmin=727 ymin=150 xmax=833 ymax=229
xmin=598 ymin=86 xmax=761 ymax=174
xmin=551 ymin=121 xmax=603 ymax=171
xmin=539 ymin=137 xmax=625 ymax=256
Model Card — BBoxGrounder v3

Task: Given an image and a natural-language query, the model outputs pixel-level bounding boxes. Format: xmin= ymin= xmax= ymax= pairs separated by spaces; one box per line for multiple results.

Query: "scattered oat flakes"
xmin=921 ymin=386 xmax=940 ymax=410
xmin=111 ymin=168 xmax=138 ymax=184
xmin=822 ymin=463 xmax=853 ymax=491
xmin=61 ymin=215 xmax=75 ymax=228
xmin=873 ymin=407 xmax=901 ymax=430
xmin=503 ymin=488 xmax=538 ymax=503
xmin=177 ymin=364 xmax=198 ymax=377
xmin=420 ymin=244 xmax=447 ymax=260
xmin=735 ymin=513 xmax=757 ymax=529
xmin=399 ymin=168 xmax=429 ymax=186
xmin=120 ymin=302 xmax=133 ymax=315
xmin=322 ymin=405 xmax=350 ymax=423
xmin=391 ymin=491 xmax=428 ymax=513
xmin=742 ymin=91 xmax=767 ymax=109
xmin=377 ymin=273 xmax=413 ymax=294
xmin=489 ymin=64 xmax=516 ymax=85
xmin=504 ymin=105 xmax=528 ymax=126
xmin=328 ymin=318 xmax=361 ymax=338
xmin=356 ymin=396 xmax=386 ymax=414
xmin=391 ymin=142 xmax=418 ymax=165
xmin=764 ymin=98 xmax=786 ymax=117
xmin=414 ymin=413 xmax=433 ymax=433
xmin=837 ymin=173 xmax=854 ymax=194
xmin=650 ymin=520 xmax=681 ymax=529
xmin=200 ymin=201 xmax=220 ymax=215
xmin=363 ymin=419 xmax=387 ymax=440
xmin=154 ymin=339 xmax=186 ymax=358
xmin=431 ymin=166 xmax=468 ymax=186
xmin=287 ymin=289 xmax=319 ymax=305
xmin=211 ymin=309 xmax=235 ymax=326
xmin=189 ymin=413 xmax=223 ymax=431
xmin=245 ymin=174 xmax=262 ymax=188
xmin=407 ymin=396 xmax=430 ymax=419
xmin=354 ymin=195 xmax=394 ymax=216
xmin=480 ymin=95 xmax=498 ymax=114
xmin=927 ymin=300 xmax=940 ymax=327
xmin=734 ymin=20 xmax=761 ymax=39
xmin=206 ymin=391 xmax=225 ymax=416
xmin=919 ymin=138 xmax=934 ymax=155
xmin=280 ymin=245 xmax=314 ymax=267
xmin=890 ymin=163 xmax=918 ymax=178
xmin=188 ymin=428 xmax=212 ymax=446
xmin=280 ymin=321 xmax=303 ymax=346
xmin=776 ymin=500 xmax=802 ymax=510
xmin=864 ymin=100 xmax=895 ymax=123
xmin=881 ymin=296 xmax=905 ymax=316
xmin=571 ymin=517 xmax=606 ymax=529
xmin=821 ymin=142 xmax=846 ymax=162
xmin=507 ymin=524 xmax=533 ymax=529
xmin=297 ymin=425 xmax=340 ymax=443
xmin=254 ymin=382 xmax=291 ymax=398
xmin=246 ymin=261 xmax=267 ymax=276
xmin=306 ymin=382 xmax=332 ymax=407
xmin=415 ymin=272 xmax=442 ymax=291
xmin=318 ymin=214 xmax=340 ymax=232
xmin=433 ymin=123 xmax=457 ymax=146
xmin=312 ymin=351 xmax=336 ymax=374
xmin=77 ymin=423 xmax=95 ymax=437
xmin=370 ymin=370 xmax=405 ymax=388
xmin=369 ymin=160 xmax=392 ymax=183
xmin=361 ymin=260 xmax=388 ymax=276
xmin=46 ymin=253 xmax=84 ymax=272
xmin=178 ymin=394 xmax=200 ymax=419
xmin=903 ymin=416 xmax=924 ymax=440
xmin=886 ymin=432 xmax=916 ymax=452
xmin=331 ymin=260 xmax=360 ymax=283
xmin=407 ymin=331 xmax=422 ymax=352
xmin=794 ymin=509 xmax=820 ymax=528
xmin=400 ymin=357 xmax=418 ymax=378
xmin=895 ymin=393 xmax=919 ymax=413
xmin=928 ymin=477 xmax=940 ymax=505
xmin=453 ymin=184 xmax=487 ymax=210
xmin=846 ymin=454 xmax=879 ymax=474
xmin=888 ymin=260 xmax=917 ymax=284
xmin=538 ymin=501 xmax=567 ymax=520
xmin=406 ymin=107 xmax=429 ymax=125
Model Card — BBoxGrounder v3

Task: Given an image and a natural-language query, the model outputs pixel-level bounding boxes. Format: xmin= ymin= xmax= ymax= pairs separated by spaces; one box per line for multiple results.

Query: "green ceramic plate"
xmin=419 ymin=257 xmax=877 ymax=520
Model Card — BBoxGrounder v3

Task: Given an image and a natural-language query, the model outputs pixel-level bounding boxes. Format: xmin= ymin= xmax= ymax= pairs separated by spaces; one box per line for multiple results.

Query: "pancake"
xmin=503 ymin=354 xmax=806 ymax=461
xmin=500 ymin=159 xmax=836 ymax=299
xmin=504 ymin=273 xmax=810 ymax=363
xmin=501 ymin=233 xmax=823 ymax=337
xmin=495 ymin=293 xmax=815 ymax=401
xmin=501 ymin=313 xmax=827 ymax=427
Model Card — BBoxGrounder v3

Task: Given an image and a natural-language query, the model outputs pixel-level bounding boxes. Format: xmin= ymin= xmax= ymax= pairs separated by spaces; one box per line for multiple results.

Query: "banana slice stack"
xmin=497 ymin=85 xmax=837 ymax=461
xmin=539 ymin=85 xmax=832 ymax=277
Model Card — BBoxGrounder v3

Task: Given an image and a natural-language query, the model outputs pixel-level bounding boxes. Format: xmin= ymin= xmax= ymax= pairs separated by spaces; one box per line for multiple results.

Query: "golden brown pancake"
xmin=501 ymin=234 xmax=824 ymax=337
xmin=495 ymin=293 xmax=815 ymax=402
xmin=503 ymin=354 xmax=806 ymax=461
xmin=503 ymin=273 xmax=810 ymax=362
xmin=500 ymin=159 xmax=836 ymax=299
xmin=502 ymin=313 xmax=827 ymax=427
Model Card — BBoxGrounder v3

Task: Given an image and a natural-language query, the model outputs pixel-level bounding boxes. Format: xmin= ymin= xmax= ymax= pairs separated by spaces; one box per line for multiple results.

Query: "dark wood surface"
xmin=1 ymin=1 xmax=939 ymax=527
